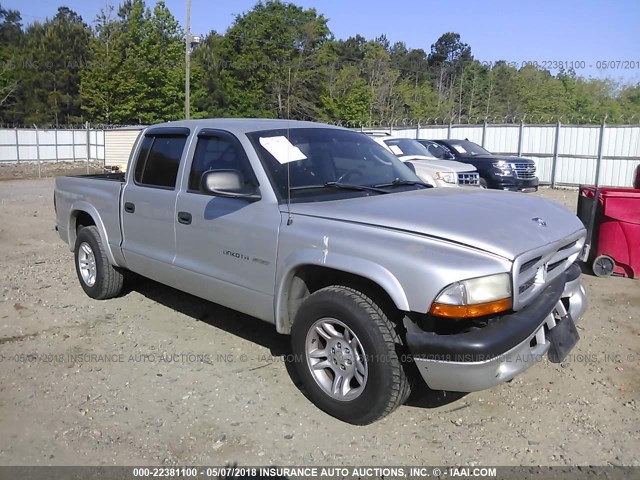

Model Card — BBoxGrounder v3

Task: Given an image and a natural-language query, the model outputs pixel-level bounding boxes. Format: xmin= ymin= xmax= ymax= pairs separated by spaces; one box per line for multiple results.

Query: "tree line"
xmin=0 ymin=0 xmax=638 ymax=127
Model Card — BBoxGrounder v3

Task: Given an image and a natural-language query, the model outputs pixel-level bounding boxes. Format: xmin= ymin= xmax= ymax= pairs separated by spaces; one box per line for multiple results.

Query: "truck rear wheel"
xmin=291 ymin=286 xmax=410 ymax=424
xmin=74 ymin=226 xmax=124 ymax=299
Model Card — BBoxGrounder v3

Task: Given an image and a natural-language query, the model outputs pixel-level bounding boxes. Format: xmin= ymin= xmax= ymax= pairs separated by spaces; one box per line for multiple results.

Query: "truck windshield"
xmin=247 ymin=128 xmax=424 ymax=201
xmin=448 ymin=141 xmax=491 ymax=156
xmin=384 ymin=138 xmax=436 ymax=158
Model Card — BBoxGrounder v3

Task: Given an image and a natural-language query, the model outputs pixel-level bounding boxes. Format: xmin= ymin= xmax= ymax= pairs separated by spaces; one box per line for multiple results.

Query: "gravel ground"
xmin=0 ymin=180 xmax=638 ymax=467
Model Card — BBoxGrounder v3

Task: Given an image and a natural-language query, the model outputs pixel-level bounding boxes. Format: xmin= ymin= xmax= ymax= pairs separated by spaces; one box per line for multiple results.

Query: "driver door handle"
xmin=177 ymin=211 xmax=192 ymax=225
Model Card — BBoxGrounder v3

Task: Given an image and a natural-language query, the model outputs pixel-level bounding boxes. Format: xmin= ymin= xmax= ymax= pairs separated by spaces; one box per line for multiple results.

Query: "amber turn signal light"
xmin=429 ymin=297 xmax=512 ymax=319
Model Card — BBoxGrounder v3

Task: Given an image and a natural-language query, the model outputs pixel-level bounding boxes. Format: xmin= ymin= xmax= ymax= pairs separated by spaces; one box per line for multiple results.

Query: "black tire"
xmin=592 ymin=254 xmax=615 ymax=277
xmin=74 ymin=226 xmax=124 ymax=299
xmin=479 ymin=177 xmax=489 ymax=189
xmin=291 ymin=286 xmax=410 ymax=425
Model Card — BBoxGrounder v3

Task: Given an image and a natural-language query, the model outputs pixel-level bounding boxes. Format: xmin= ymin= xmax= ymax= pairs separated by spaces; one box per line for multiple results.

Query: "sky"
xmin=6 ymin=0 xmax=640 ymax=84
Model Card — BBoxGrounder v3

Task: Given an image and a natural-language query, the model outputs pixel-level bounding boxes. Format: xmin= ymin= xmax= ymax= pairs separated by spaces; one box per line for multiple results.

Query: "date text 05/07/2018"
xmin=479 ymin=60 xmax=640 ymax=70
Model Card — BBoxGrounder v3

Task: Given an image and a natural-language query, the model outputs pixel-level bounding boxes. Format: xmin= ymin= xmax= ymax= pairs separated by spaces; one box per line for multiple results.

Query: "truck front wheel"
xmin=74 ymin=226 xmax=124 ymax=300
xmin=291 ymin=286 xmax=410 ymax=424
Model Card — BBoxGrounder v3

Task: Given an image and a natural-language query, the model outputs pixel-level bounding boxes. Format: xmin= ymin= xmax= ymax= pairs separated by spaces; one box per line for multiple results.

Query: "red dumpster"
xmin=578 ymin=186 xmax=640 ymax=278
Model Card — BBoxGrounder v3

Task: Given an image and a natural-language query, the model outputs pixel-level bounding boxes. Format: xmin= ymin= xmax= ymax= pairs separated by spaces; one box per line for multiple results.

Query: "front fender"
xmin=406 ymin=163 xmax=437 ymax=187
xmin=274 ymin=248 xmax=410 ymax=334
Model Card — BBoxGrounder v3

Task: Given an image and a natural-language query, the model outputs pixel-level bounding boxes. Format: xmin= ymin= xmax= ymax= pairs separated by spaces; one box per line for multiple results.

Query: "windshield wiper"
xmin=290 ymin=182 xmax=389 ymax=194
xmin=373 ymin=179 xmax=432 ymax=189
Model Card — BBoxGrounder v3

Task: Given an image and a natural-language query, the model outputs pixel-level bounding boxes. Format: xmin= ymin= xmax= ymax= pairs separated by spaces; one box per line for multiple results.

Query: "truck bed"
xmin=55 ymin=174 xmax=125 ymax=259
xmin=69 ymin=172 xmax=126 ymax=182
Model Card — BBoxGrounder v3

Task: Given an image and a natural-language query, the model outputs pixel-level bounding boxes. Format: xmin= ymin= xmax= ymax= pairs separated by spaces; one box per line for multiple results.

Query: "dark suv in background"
xmin=417 ymin=139 xmax=539 ymax=192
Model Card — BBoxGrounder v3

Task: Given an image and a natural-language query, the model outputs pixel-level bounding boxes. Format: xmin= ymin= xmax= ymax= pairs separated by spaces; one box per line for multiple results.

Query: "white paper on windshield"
xmin=452 ymin=145 xmax=467 ymax=154
xmin=389 ymin=145 xmax=403 ymax=155
xmin=259 ymin=136 xmax=307 ymax=164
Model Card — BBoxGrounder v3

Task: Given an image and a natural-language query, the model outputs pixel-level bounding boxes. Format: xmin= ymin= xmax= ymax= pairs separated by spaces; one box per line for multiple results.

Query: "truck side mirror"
xmin=201 ymin=170 xmax=261 ymax=201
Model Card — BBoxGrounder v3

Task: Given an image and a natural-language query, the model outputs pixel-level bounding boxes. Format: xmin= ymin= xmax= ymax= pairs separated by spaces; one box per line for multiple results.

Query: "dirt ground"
xmin=0 ymin=178 xmax=638 ymax=468
xmin=0 ymin=160 xmax=105 ymax=181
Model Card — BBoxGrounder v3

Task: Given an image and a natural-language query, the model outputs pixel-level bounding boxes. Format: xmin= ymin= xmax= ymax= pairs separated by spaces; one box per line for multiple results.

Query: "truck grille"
xmin=512 ymin=231 xmax=585 ymax=310
xmin=513 ymin=163 xmax=536 ymax=179
xmin=457 ymin=172 xmax=479 ymax=185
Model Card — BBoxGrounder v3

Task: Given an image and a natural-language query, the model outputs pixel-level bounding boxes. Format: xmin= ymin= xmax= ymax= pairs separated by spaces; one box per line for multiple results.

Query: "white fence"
xmin=1 ymin=124 xmax=639 ymax=187
xmin=369 ymin=123 xmax=640 ymax=187
xmin=0 ymin=127 xmax=105 ymax=163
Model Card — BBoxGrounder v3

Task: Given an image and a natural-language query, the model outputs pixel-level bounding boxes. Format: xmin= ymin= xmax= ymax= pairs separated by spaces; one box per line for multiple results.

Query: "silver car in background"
xmin=368 ymin=134 xmax=480 ymax=187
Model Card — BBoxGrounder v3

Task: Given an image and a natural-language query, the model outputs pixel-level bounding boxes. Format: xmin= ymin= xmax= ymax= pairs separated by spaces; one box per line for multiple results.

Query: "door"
xmin=173 ymin=129 xmax=281 ymax=321
xmin=121 ymin=128 xmax=190 ymax=281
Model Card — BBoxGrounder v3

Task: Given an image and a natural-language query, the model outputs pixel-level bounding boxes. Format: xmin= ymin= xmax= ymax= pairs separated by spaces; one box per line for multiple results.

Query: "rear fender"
xmin=68 ymin=201 xmax=119 ymax=267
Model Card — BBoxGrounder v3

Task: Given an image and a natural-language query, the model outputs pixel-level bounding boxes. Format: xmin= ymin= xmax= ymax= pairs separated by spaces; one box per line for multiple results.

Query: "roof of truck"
xmin=146 ymin=118 xmax=342 ymax=135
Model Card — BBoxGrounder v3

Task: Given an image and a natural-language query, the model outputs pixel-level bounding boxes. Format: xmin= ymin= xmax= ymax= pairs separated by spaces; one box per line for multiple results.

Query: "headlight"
xmin=492 ymin=160 xmax=515 ymax=177
xmin=429 ymin=273 xmax=512 ymax=318
xmin=435 ymin=171 xmax=457 ymax=184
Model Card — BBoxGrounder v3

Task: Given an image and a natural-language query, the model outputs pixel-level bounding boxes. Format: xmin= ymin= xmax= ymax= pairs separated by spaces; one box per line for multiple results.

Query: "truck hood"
xmin=289 ymin=188 xmax=584 ymax=260
xmin=400 ymin=156 xmax=477 ymax=173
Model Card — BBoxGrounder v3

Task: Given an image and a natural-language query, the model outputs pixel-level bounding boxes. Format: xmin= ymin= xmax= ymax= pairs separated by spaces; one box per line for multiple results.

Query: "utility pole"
xmin=185 ymin=0 xmax=191 ymax=119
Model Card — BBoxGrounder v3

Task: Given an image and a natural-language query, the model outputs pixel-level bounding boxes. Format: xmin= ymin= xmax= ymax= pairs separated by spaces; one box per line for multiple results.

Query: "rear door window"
xmin=134 ymin=135 xmax=188 ymax=188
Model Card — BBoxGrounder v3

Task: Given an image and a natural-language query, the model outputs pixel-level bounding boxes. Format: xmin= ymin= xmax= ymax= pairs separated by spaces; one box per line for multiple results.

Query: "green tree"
xmin=336 ymin=34 xmax=367 ymax=64
xmin=190 ymin=31 xmax=227 ymax=117
xmin=320 ymin=63 xmax=371 ymax=125
xmin=486 ymin=62 xmax=521 ymax=120
xmin=427 ymin=32 xmax=473 ymax=116
xmin=455 ymin=61 xmax=491 ymax=122
xmin=393 ymin=78 xmax=438 ymax=121
xmin=82 ymin=0 xmax=185 ymax=124
xmin=619 ymin=83 xmax=640 ymax=122
xmin=18 ymin=7 xmax=91 ymax=125
xmin=390 ymin=42 xmax=430 ymax=93
xmin=515 ymin=65 xmax=570 ymax=121
xmin=80 ymin=5 xmax=120 ymax=123
xmin=361 ymin=39 xmax=399 ymax=123
xmin=0 ymin=4 xmax=22 ymax=120
xmin=215 ymin=0 xmax=331 ymax=118
xmin=572 ymin=78 xmax=624 ymax=123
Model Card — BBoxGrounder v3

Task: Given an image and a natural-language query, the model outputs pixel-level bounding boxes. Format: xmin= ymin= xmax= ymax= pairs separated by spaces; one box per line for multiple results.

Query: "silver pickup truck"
xmin=55 ymin=119 xmax=587 ymax=425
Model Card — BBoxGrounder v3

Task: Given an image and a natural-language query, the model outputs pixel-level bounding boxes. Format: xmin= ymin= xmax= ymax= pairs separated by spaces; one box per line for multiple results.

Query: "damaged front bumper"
xmin=406 ymin=263 xmax=587 ymax=392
